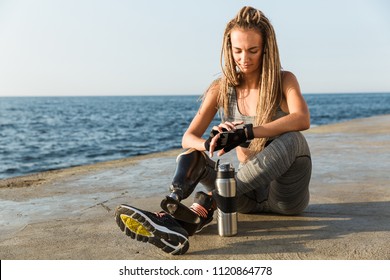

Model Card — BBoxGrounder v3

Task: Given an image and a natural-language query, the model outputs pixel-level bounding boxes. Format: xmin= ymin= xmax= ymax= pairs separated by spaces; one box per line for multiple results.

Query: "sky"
xmin=0 ymin=0 xmax=389 ymax=96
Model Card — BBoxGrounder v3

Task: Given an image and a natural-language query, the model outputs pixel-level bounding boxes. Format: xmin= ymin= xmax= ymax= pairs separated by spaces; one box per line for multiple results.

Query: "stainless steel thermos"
xmin=215 ymin=163 xmax=237 ymax=237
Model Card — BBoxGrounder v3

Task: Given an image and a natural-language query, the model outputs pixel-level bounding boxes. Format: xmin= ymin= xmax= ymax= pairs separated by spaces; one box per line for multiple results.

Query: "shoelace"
xmin=190 ymin=203 xmax=208 ymax=219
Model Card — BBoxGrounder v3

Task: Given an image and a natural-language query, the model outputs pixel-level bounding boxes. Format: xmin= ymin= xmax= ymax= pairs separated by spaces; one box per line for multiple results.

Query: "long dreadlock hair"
xmin=218 ymin=6 xmax=283 ymax=157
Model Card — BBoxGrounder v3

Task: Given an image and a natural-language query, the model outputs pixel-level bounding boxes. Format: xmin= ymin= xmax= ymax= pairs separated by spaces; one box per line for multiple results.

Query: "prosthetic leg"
xmin=160 ymin=148 xmax=217 ymax=235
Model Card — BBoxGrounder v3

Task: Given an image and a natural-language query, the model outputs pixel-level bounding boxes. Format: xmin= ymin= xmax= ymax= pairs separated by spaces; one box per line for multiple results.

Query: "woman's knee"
xmin=273 ymin=131 xmax=311 ymax=158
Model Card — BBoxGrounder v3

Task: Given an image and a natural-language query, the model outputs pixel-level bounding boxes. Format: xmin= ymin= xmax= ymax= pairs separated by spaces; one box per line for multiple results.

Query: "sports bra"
xmin=222 ymin=86 xmax=288 ymax=147
xmin=222 ymin=86 xmax=288 ymax=123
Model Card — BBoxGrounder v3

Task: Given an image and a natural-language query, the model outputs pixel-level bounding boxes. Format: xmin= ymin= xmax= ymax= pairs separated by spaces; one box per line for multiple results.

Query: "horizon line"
xmin=1 ymin=91 xmax=390 ymax=98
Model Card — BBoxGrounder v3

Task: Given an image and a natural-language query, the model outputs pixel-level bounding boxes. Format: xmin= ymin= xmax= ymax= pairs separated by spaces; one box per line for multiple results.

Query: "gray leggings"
xmin=202 ymin=131 xmax=311 ymax=215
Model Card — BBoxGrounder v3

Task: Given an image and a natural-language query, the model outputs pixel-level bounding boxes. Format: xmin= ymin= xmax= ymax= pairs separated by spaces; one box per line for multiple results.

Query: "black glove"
xmin=204 ymin=124 xmax=254 ymax=152
xmin=220 ymin=124 xmax=254 ymax=153
xmin=204 ymin=128 xmax=227 ymax=151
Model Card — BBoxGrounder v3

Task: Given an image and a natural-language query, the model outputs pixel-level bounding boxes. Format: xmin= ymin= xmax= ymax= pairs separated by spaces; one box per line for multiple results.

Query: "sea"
xmin=1 ymin=93 xmax=389 ymax=179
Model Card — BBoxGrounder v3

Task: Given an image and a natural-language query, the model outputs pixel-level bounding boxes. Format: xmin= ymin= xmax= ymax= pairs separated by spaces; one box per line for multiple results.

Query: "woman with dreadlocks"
xmin=115 ymin=6 xmax=312 ymax=255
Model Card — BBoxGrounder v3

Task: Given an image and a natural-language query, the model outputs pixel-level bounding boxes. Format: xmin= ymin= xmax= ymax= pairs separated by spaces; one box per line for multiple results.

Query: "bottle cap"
xmin=217 ymin=162 xmax=235 ymax=178
xmin=218 ymin=162 xmax=233 ymax=171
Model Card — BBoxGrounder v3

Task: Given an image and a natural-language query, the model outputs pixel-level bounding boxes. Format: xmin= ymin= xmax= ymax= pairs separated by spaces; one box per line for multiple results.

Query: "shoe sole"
xmin=115 ymin=205 xmax=189 ymax=255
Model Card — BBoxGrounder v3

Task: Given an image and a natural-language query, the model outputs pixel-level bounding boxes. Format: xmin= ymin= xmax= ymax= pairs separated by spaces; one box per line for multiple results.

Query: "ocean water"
xmin=1 ymin=93 xmax=389 ymax=179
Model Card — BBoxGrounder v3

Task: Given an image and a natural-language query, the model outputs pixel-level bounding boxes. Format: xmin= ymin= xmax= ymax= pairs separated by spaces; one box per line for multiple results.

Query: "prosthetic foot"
xmin=161 ymin=196 xmax=201 ymax=224
xmin=161 ymin=191 xmax=215 ymax=236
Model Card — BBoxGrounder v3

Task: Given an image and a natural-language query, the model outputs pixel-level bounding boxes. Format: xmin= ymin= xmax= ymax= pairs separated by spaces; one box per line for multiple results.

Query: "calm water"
xmin=1 ymin=93 xmax=389 ymax=179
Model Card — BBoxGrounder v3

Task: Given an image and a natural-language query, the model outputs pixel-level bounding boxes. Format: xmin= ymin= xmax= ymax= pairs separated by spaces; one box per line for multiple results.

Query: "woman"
xmin=115 ymin=6 xmax=312 ymax=255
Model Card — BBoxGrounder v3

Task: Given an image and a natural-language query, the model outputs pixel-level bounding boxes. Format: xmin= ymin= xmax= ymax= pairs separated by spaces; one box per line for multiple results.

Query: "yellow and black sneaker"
xmin=115 ymin=204 xmax=189 ymax=255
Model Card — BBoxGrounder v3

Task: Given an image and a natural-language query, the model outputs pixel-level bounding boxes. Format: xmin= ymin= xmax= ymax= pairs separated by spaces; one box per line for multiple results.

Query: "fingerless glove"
xmin=221 ymin=124 xmax=254 ymax=153
xmin=204 ymin=124 xmax=254 ymax=153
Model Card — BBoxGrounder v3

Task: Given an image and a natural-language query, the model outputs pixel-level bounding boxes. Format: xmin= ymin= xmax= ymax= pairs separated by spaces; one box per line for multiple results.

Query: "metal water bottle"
xmin=215 ymin=163 xmax=237 ymax=237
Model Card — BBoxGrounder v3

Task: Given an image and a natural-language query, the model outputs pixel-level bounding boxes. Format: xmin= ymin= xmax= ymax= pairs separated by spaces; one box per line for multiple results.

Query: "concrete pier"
xmin=1 ymin=115 xmax=389 ymax=260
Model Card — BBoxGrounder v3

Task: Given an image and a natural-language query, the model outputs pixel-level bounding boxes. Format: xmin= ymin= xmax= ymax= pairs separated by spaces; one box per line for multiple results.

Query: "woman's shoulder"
xmin=281 ymin=70 xmax=297 ymax=80
xmin=281 ymin=70 xmax=300 ymax=89
xmin=208 ymin=77 xmax=222 ymax=91
xmin=199 ymin=78 xmax=222 ymax=108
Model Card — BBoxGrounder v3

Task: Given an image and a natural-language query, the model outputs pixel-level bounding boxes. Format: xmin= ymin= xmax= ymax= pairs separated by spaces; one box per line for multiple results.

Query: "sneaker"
xmin=115 ymin=204 xmax=189 ymax=255
xmin=190 ymin=191 xmax=215 ymax=233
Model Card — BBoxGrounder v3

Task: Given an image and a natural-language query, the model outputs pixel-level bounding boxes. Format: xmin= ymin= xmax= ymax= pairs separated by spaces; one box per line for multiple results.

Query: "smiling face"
xmin=230 ymin=28 xmax=264 ymax=75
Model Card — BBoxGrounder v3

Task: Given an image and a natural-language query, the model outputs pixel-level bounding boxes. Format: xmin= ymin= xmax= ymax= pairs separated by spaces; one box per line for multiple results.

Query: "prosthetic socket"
xmin=168 ymin=149 xmax=217 ymax=201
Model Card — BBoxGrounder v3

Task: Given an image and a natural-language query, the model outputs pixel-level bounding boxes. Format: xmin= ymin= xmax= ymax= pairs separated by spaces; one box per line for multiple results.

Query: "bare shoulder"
xmin=282 ymin=70 xmax=299 ymax=87
xmin=200 ymin=79 xmax=221 ymax=108
xmin=281 ymin=70 xmax=302 ymax=96
xmin=280 ymin=70 xmax=308 ymax=117
xmin=205 ymin=78 xmax=221 ymax=97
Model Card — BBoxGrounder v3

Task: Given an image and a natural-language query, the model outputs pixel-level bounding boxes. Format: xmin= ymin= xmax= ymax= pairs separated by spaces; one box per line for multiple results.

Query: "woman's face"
xmin=230 ymin=28 xmax=264 ymax=75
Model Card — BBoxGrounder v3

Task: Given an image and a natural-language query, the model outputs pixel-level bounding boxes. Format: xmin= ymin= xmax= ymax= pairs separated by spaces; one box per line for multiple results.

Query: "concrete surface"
xmin=0 ymin=115 xmax=389 ymax=260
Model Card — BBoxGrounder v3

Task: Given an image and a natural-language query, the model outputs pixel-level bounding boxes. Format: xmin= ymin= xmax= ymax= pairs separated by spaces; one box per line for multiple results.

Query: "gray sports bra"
xmin=222 ymin=86 xmax=288 ymax=124
xmin=221 ymin=87 xmax=288 ymax=146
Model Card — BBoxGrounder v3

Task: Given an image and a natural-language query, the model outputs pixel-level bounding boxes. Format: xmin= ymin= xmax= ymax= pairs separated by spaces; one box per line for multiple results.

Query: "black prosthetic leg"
xmin=160 ymin=148 xmax=217 ymax=235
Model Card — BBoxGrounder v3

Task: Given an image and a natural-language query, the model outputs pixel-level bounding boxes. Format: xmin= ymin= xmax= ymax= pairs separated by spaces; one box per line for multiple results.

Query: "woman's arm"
xmin=182 ymin=82 xmax=220 ymax=151
xmin=252 ymin=71 xmax=310 ymax=138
